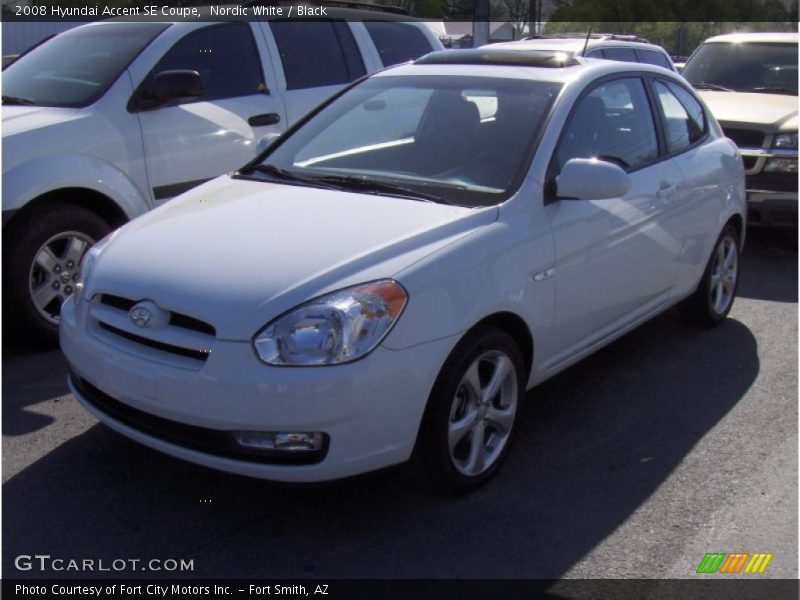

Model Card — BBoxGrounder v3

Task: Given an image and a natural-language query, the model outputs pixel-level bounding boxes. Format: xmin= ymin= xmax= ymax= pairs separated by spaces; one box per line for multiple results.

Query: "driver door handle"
xmin=248 ymin=113 xmax=280 ymax=127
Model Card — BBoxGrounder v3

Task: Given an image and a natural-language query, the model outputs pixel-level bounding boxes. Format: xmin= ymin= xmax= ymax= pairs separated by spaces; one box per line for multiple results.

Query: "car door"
xmin=265 ymin=20 xmax=367 ymax=126
xmin=650 ymin=77 xmax=729 ymax=292
xmin=133 ymin=23 xmax=285 ymax=205
xmin=544 ymin=76 xmax=686 ymax=365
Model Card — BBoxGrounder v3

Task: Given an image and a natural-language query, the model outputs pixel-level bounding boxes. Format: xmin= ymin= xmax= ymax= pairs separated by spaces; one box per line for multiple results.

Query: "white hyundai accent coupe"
xmin=60 ymin=49 xmax=746 ymax=490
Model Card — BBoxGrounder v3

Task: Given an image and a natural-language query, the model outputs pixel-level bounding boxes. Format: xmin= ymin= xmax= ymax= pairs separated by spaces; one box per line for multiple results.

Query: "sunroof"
xmin=415 ymin=49 xmax=581 ymax=68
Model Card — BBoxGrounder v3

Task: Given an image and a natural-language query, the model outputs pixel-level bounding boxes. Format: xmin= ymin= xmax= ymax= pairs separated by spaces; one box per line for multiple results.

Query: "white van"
xmin=2 ymin=13 xmax=442 ymax=339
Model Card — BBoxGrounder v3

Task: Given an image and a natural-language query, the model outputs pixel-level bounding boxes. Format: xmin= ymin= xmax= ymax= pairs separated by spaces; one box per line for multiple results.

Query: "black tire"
xmin=413 ymin=327 xmax=526 ymax=492
xmin=3 ymin=202 xmax=112 ymax=344
xmin=680 ymin=224 xmax=741 ymax=326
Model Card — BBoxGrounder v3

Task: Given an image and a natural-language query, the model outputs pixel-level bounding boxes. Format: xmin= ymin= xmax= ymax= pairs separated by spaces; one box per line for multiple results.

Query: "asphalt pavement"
xmin=2 ymin=229 xmax=797 ymax=581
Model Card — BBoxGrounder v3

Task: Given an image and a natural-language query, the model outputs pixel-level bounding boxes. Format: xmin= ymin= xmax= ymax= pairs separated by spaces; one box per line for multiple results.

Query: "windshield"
xmin=3 ymin=23 xmax=169 ymax=108
xmin=255 ymin=75 xmax=562 ymax=207
xmin=683 ymin=42 xmax=798 ymax=95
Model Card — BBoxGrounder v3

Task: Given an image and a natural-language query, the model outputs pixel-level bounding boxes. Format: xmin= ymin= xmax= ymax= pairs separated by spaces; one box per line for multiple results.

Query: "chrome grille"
xmin=723 ymin=128 xmax=765 ymax=149
xmin=91 ymin=294 xmax=215 ymax=365
xmin=99 ymin=294 xmax=216 ymax=336
xmin=98 ymin=322 xmax=211 ymax=361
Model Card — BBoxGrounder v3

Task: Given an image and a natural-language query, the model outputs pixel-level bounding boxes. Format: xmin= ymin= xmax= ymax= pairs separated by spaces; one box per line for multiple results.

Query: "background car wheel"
xmin=3 ymin=203 xmax=111 ymax=344
xmin=680 ymin=224 xmax=741 ymax=326
xmin=414 ymin=327 xmax=526 ymax=492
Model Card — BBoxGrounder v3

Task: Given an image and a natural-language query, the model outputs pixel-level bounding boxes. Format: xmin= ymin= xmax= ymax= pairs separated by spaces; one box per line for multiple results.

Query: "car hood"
xmin=698 ymin=91 xmax=798 ymax=131
xmin=90 ymin=175 xmax=497 ymax=340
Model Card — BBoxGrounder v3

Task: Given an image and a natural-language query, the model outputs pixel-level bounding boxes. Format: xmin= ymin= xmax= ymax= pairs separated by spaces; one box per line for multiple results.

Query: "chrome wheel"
xmin=448 ymin=350 xmax=518 ymax=477
xmin=709 ymin=235 xmax=738 ymax=316
xmin=28 ymin=231 xmax=94 ymax=325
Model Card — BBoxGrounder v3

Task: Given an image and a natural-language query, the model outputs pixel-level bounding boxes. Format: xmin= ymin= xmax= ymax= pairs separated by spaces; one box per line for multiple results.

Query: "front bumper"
xmin=745 ymin=171 xmax=797 ymax=227
xmin=746 ymin=189 xmax=797 ymax=227
xmin=60 ymin=296 xmax=456 ymax=482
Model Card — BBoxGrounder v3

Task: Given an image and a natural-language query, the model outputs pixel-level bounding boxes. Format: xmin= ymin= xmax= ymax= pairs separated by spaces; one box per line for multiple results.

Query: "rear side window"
xmin=364 ymin=22 xmax=433 ymax=67
xmin=556 ymin=77 xmax=658 ymax=171
xmin=653 ymin=80 xmax=706 ymax=153
xmin=601 ymin=47 xmax=637 ymax=62
xmin=270 ymin=21 xmax=366 ymax=90
xmin=154 ymin=24 xmax=266 ymax=101
xmin=636 ymin=48 xmax=672 ymax=69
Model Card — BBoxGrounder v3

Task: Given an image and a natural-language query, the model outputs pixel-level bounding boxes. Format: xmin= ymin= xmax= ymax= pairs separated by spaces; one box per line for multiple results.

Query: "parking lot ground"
xmin=2 ymin=229 xmax=797 ymax=580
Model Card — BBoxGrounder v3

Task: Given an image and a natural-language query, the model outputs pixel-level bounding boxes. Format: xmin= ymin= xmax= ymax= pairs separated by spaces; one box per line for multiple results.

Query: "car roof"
xmin=703 ymin=32 xmax=799 ymax=44
xmin=377 ymin=48 xmax=681 ymax=86
xmin=489 ymin=37 xmax=667 ymax=55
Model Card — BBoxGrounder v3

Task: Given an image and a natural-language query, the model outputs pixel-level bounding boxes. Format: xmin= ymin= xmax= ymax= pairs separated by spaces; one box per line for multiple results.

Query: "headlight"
xmin=772 ymin=133 xmax=798 ymax=150
xmin=253 ymin=280 xmax=407 ymax=366
xmin=74 ymin=230 xmax=118 ymax=306
xmin=763 ymin=158 xmax=798 ymax=173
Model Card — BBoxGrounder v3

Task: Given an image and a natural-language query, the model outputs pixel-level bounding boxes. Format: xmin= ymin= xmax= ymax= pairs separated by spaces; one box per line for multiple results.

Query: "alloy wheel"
xmin=709 ymin=235 xmax=738 ymax=316
xmin=28 ymin=231 xmax=94 ymax=324
xmin=448 ymin=350 xmax=519 ymax=477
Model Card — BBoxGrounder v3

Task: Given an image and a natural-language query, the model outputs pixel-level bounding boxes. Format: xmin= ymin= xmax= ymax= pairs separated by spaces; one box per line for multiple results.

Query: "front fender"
xmin=385 ymin=214 xmax=557 ymax=386
xmin=2 ymin=153 xmax=150 ymax=220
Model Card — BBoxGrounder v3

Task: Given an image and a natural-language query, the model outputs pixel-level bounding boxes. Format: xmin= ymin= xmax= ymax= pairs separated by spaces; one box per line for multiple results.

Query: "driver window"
xmin=555 ymin=77 xmax=658 ymax=172
xmin=152 ymin=23 xmax=266 ymax=102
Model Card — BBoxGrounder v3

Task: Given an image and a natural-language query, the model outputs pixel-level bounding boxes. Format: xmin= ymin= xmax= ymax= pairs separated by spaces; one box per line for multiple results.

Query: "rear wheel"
xmin=680 ymin=225 xmax=740 ymax=326
xmin=3 ymin=203 xmax=111 ymax=343
xmin=414 ymin=327 xmax=525 ymax=492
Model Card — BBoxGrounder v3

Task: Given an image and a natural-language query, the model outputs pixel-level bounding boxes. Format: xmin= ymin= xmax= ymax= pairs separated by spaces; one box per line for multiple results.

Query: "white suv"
xmin=490 ymin=33 xmax=676 ymax=71
xmin=2 ymin=14 xmax=441 ymax=340
xmin=61 ymin=48 xmax=745 ymax=490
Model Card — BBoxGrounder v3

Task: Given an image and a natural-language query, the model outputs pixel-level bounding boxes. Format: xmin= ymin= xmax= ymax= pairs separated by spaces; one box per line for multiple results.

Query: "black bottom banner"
xmin=3 ymin=579 xmax=800 ymax=600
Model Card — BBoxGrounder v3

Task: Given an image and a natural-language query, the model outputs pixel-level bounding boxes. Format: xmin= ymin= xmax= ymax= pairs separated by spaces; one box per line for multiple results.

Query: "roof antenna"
xmin=581 ymin=26 xmax=593 ymax=57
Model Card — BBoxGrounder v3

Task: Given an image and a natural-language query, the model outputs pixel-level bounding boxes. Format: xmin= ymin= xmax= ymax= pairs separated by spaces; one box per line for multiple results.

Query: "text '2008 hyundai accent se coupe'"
xmin=60 ymin=49 xmax=746 ymax=491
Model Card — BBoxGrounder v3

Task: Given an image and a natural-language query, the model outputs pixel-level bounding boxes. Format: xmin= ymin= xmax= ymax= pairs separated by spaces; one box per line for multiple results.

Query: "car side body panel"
xmin=2 ymin=71 xmax=150 ymax=217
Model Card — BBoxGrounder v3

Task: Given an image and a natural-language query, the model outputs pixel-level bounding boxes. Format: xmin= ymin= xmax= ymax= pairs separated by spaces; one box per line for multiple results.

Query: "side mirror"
xmin=153 ymin=70 xmax=203 ymax=104
xmin=255 ymin=133 xmax=281 ymax=154
xmin=556 ymin=158 xmax=632 ymax=200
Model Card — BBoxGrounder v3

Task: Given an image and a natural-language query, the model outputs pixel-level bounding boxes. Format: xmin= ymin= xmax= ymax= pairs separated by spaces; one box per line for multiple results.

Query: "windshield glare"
xmin=3 ymin=23 xmax=168 ymax=108
xmin=683 ymin=42 xmax=798 ymax=95
xmin=260 ymin=75 xmax=562 ymax=207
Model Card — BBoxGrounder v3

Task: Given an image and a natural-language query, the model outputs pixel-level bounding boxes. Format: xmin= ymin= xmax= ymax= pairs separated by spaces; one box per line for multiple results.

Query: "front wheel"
xmin=680 ymin=224 xmax=741 ymax=326
xmin=3 ymin=203 xmax=111 ymax=343
xmin=414 ymin=327 xmax=525 ymax=492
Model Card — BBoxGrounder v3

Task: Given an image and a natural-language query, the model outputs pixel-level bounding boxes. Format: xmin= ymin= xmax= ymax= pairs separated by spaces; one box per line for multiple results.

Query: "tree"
xmin=503 ymin=0 xmax=530 ymax=39
xmin=548 ymin=0 xmax=799 ymax=21
xmin=543 ymin=20 xmax=798 ymax=57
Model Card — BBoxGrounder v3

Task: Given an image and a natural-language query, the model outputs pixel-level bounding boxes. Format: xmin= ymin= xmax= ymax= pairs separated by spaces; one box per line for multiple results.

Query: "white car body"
xmin=61 ymin=56 xmax=746 ymax=484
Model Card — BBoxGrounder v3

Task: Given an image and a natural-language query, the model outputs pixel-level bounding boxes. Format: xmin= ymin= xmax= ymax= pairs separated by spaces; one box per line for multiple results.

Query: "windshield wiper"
xmin=692 ymin=83 xmax=733 ymax=92
xmin=750 ymin=86 xmax=797 ymax=95
xmin=2 ymin=95 xmax=37 ymax=106
xmin=311 ymin=175 xmax=449 ymax=204
xmin=240 ymin=164 xmax=340 ymax=190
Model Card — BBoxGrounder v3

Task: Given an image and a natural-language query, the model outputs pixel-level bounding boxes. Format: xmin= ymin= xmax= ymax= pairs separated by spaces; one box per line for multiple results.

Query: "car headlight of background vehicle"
xmin=772 ymin=132 xmax=798 ymax=150
xmin=764 ymin=132 xmax=798 ymax=174
xmin=253 ymin=280 xmax=407 ymax=366
xmin=74 ymin=230 xmax=117 ymax=307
